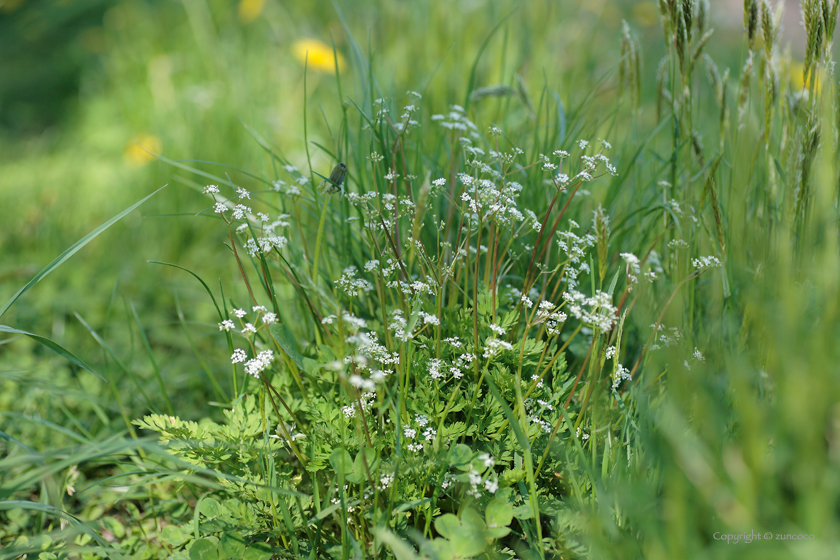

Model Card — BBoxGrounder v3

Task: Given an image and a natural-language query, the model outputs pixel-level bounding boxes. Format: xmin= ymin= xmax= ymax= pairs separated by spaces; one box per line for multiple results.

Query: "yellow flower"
xmin=292 ymin=38 xmax=346 ymax=73
xmin=124 ymin=134 xmax=162 ymax=166
xmin=790 ymin=61 xmax=822 ymax=93
xmin=238 ymin=0 xmax=265 ymax=23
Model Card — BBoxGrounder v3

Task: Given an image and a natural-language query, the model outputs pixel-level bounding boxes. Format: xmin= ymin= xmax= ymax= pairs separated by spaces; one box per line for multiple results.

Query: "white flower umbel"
xmin=489 ymin=323 xmax=506 ymax=335
xmin=483 ymin=337 xmax=513 ymax=358
xmin=563 ymin=289 xmax=617 ymax=331
xmin=244 ymin=350 xmax=274 ymax=378
xmin=428 ymin=358 xmax=444 ymax=380
xmin=620 ymin=253 xmax=641 ymax=274
xmin=692 ymin=255 xmax=722 ymax=269
xmin=484 ymin=478 xmax=499 ymax=494
xmin=262 ymin=313 xmax=277 ymax=324
xmin=611 ymin=364 xmax=631 ymax=389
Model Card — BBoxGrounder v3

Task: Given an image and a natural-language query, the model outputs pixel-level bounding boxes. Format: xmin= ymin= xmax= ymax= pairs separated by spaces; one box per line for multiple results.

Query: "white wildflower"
xmin=489 ymin=324 xmax=506 ymax=335
xmin=262 ymin=312 xmax=277 ymax=324
xmin=231 ymin=349 xmax=247 ymax=364
xmin=692 ymin=255 xmax=722 ymax=269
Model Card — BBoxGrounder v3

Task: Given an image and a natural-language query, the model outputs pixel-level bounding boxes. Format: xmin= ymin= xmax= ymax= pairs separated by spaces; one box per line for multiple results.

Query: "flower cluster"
xmin=203 ymin=184 xmax=292 ymax=258
xmin=483 ymin=337 xmax=514 ymax=358
xmin=611 ymin=363 xmax=631 ymax=389
xmin=563 ymin=289 xmax=617 ymax=331
xmin=403 ymin=414 xmax=436 ymax=452
xmin=335 ymin=266 xmax=375 ymax=295
xmin=534 ymin=301 xmax=568 ymax=335
xmin=244 ymin=350 xmax=275 ymax=378
xmin=692 ymin=255 xmax=722 ymax=269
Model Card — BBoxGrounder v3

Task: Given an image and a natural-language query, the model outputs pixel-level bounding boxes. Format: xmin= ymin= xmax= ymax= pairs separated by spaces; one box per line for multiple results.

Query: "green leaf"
xmin=434 ymin=510 xmax=488 ymax=558
xmin=161 ymin=525 xmax=186 ymax=546
xmin=512 ymin=504 xmax=534 ymax=519
xmin=451 ymin=509 xmax=488 ymax=557
xmin=434 ymin=514 xmax=461 ymax=540
xmin=448 ymin=443 xmax=473 ymax=470
xmin=372 ymin=527 xmax=421 ymax=560
xmin=395 ymin=498 xmax=431 ymax=513
xmin=199 ymin=498 xmax=221 ymax=519
xmin=102 ymin=516 xmax=125 ymax=539
xmin=313 ymin=502 xmax=342 ymax=522
xmin=243 ymin=542 xmax=273 ymax=560
xmin=470 ymin=456 xmax=489 ymax=474
xmin=485 ymin=498 xmax=513 ymax=528
xmin=485 ymin=499 xmax=513 ymax=538
xmin=0 ymin=185 xmax=166 ymax=319
xmin=302 ymin=357 xmax=321 ymax=374
xmin=0 ymin=500 xmax=125 ymax=559
xmin=485 ymin=376 xmax=530 ymax=451
xmin=189 ymin=538 xmax=219 ymax=560
xmin=428 ymin=538 xmax=457 ymax=560
xmin=607 ymin=268 xmax=621 ymax=296
xmin=220 ymin=532 xmax=246 ymax=558
xmin=0 ymin=325 xmax=103 ymax=380
xmin=269 ymin=323 xmax=306 ymax=371
xmin=537 ymin=494 xmax=564 ymax=516
xmin=328 ymin=448 xmax=354 ymax=478
xmin=348 ymin=448 xmax=379 ymax=484
xmin=500 ymin=468 xmax=526 ymax=485
xmin=460 ymin=508 xmax=487 ymax=533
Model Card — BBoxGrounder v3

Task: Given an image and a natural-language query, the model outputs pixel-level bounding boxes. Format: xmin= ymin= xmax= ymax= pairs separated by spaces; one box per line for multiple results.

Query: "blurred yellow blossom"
xmin=292 ymin=38 xmax=346 ymax=73
xmin=790 ymin=61 xmax=823 ymax=94
xmin=124 ymin=134 xmax=162 ymax=166
xmin=238 ymin=0 xmax=265 ymax=23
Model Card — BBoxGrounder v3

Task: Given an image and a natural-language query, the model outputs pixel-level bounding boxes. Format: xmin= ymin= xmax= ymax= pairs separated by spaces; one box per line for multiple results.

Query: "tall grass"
xmin=2 ymin=1 xmax=839 ymax=559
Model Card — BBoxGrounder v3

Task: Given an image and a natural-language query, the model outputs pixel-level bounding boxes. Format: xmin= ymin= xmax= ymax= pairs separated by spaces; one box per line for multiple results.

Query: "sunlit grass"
xmin=1 ymin=0 xmax=839 ymax=559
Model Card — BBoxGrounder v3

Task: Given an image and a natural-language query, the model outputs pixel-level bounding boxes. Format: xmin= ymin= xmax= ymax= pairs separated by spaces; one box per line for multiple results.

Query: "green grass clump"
xmin=2 ymin=1 xmax=840 ymax=559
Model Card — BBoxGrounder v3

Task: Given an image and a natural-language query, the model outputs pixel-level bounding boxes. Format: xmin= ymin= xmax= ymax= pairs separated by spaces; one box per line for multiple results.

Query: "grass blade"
xmin=0 ymin=325 xmax=104 ymax=380
xmin=0 ymin=185 xmax=167 ymax=319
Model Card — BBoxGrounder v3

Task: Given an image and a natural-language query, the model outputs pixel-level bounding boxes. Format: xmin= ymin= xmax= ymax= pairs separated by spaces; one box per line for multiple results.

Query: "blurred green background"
xmin=3 ymin=0 xmax=838 ymax=558
xmin=0 ymin=0 xmax=757 ymax=331
xmin=0 ymin=0 xmax=784 ymax=513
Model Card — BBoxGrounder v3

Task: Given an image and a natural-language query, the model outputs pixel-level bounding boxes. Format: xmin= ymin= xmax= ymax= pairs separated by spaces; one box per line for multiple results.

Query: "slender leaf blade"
xmin=0 ymin=185 xmax=167 ymax=319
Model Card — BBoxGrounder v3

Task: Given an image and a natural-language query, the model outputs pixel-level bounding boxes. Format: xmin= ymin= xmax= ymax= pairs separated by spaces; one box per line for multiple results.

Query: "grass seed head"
xmin=761 ymin=0 xmax=776 ymax=56
xmin=746 ymin=0 xmax=760 ymax=50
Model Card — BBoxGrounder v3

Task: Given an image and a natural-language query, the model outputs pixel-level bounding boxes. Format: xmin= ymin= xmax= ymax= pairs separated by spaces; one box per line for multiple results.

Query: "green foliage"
xmin=2 ymin=1 xmax=840 ymax=560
